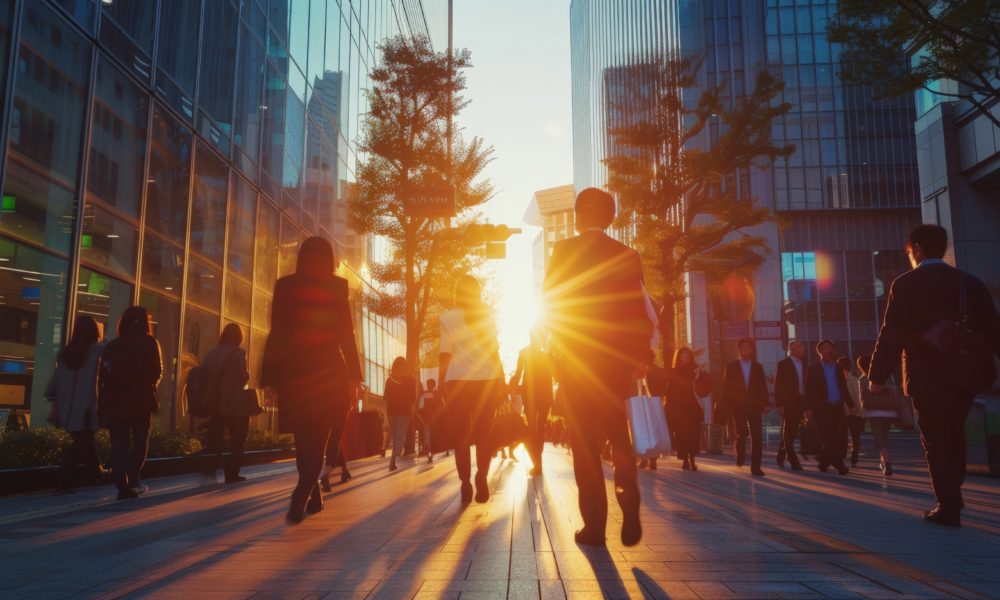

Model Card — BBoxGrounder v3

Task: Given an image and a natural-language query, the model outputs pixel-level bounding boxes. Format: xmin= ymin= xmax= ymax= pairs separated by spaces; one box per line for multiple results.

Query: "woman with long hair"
xmin=202 ymin=323 xmax=251 ymax=483
xmin=438 ymin=275 xmax=504 ymax=503
xmin=45 ymin=316 xmax=105 ymax=492
xmin=98 ymin=306 xmax=163 ymax=500
xmin=384 ymin=356 xmax=417 ymax=471
xmin=261 ymin=237 xmax=363 ymax=524
xmin=667 ymin=347 xmax=702 ymax=471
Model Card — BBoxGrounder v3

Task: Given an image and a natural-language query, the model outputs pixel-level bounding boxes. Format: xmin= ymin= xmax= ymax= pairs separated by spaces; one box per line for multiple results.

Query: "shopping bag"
xmin=626 ymin=380 xmax=671 ymax=458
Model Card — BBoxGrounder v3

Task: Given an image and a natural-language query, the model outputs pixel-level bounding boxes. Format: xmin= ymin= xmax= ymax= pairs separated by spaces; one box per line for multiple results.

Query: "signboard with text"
xmin=402 ymin=185 xmax=456 ymax=219
xmin=723 ymin=321 xmax=750 ymax=340
xmin=753 ymin=320 xmax=784 ymax=340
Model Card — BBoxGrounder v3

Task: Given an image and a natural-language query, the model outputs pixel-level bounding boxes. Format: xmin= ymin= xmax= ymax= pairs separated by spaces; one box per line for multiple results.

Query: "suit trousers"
xmin=59 ymin=430 xmax=102 ymax=488
xmin=778 ymin=409 xmax=803 ymax=466
xmin=207 ymin=416 xmax=249 ymax=480
xmin=447 ymin=380 xmax=499 ymax=484
xmin=731 ymin=405 xmax=763 ymax=469
xmin=291 ymin=407 xmax=348 ymax=512
xmin=814 ymin=404 xmax=847 ymax=470
xmin=843 ymin=415 xmax=865 ymax=462
xmin=524 ymin=401 xmax=550 ymax=468
xmin=564 ymin=376 xmax=639 ymax=536
xmin=109 ymin=415 xmax=151 ymax=491
xmin=914 ymin=394 xmax=975 ymax=511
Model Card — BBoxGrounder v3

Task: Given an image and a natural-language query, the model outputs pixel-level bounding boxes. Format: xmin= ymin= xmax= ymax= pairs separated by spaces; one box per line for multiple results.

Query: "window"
xmin=75 ymin=267 xmax=132 ymax=338
xmin=234 ymin=21 xmax=265 ymax=174
xmin=79 ymin=202 xmax=137 ymax=279
xmin=0 ymin=0 xmax=13 ymax=101
xmin=100 ymin=0 xmax=155 ymax=81
xmin=156 ymin=0 xmax=200 ymax=119
xmin=145 ymin=105 xmax=192 ymax=241
xmin=228 ymin=176 xmax=257 ymax=280
xmin=190 ymin=143 xmax=228 ymax=264
xmin=254 ymin=200 xmax=279 ymax=292
xmin=140 ymin=288 xmax=180 ymax=429
xmin=198 ymin=0 xmax=238 ymax=147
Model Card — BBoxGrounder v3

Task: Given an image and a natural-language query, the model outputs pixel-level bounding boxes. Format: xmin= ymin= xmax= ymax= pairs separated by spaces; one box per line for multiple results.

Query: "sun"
xmin=494 ymin=272 xmax=542 ymax=374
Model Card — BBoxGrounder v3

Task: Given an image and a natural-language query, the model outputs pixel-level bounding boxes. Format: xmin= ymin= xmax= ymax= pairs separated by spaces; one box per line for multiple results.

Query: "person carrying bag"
xmin=202 ymin=324 xmax=257 ymax=483
xmin=627 ymin=379 xmax=671 ymax=460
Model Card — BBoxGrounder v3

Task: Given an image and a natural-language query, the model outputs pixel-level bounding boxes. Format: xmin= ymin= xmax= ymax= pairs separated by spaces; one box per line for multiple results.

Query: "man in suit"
xmin=869 ymin=225 xmax=1000 ymax=527
xmin=721 ymin=338 xmax=769 ymax=476
xmin=509 ymin=328 xmax=554 ymax=476
xmin=774 ymin=340 xmax=807 ymax=471
xmin=804 ymin=339 xmax=853 ymax=476
xmin=543 ymin=187 xmax=653 ymax=548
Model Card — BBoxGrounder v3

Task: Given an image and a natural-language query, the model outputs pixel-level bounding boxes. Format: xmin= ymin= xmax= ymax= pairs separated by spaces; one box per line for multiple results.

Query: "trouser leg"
xmin=733 ymin=408 xmax=749 ymax=463
xmin=569 ymin=415 xmax=607 ymax=535
xmin=747 ymin=409 xmax=763 ymax=469
xmin=818 ymin=409 xmax=845 ymax=470
xmin=781 ymin=410 xmax=802 ymax=466
xmin=127 ymin=415 xmax=151 ymax=487
xmin=59 ymin=431 xmax=86 ymax=488
xmin=608 ymin=408 xmax=639 ymax=521
xmin=915 ymin=396 xmax=973 ymax=511
xmin=109 ymin=423 xmax=129 ymax=490
xmin=226 ymin=417 xmax=249 ymax=479
xmin=291 ymin=426 xmax=329 ymax=512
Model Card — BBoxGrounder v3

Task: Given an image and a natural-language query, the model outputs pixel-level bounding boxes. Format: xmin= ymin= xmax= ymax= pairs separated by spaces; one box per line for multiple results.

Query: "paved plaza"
xmin=2 ymin=437 xmax=1000 ymax=599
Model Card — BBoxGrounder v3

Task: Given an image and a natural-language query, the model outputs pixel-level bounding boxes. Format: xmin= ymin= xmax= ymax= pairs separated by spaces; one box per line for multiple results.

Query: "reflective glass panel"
xmin=254 ymin=200 xmax=279 ymax=291
xmin=140 ymin=287 xmax=180 ymax=429
xmin=0 ymin=161 xmax=77 ymax=256
xmin=75 ymin=267 xmax=132 ymax=338
xmin=198 ymin=0 xmax=238 ymax=140
xmin=0 ymin=0 xmax=9 ymax=100
xmin=140 ymin=233 xmax=184 ymax=296
xmin=181 ymin=305 xmax=219 ymax=395
xmin=190 ymin=143 xmax=228 ymax=264
xmin=52 ymin=0 xmax=96 ymax=33
xmin=252 ymin=288 xmax=271 ymax=330
xmin=233 ymin=23 xmax=265 ymax=172
xmin=87 ymin=58 xmax=149 ymax=217
xmin=100 ymin=0 xmax=155 ymax=81
xmin=156 ymin=0 xmax=200 ymax=119
xmin=278 ymin=216 xmax=299 ymax=278
xmin=224 ymin=275 xmax=252 ymax=325
xmin=227 ymin=176 xmax=256 ymax=280
xmin=79 ymin=202 xmax=137 ymax=278
xmin=186 ymin=255 xmax=222 ymax=310
xmin=145 ymin=105 xmax=192 ymax=240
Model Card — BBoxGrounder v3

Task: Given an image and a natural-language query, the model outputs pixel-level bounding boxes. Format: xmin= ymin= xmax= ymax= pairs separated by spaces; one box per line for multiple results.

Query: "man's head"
xmin=906 ymin=224 xmax=948 ymax=268
xmin=816 ymin=339 xmax=837 ymax=362
xmin=574 ymin=187 xmax=616 ymax=232
xmin=426 ymin=378 xmax=436 ymax=391
xmin=529 ymin=327 xmax=546 ymax=348
xmin=788 ymin=340 xmax=806 ymax=359
xmin=836 ymin=355 xmax=852 ymax=373
xmin=737 ymin=338 xmax=755 ymax=360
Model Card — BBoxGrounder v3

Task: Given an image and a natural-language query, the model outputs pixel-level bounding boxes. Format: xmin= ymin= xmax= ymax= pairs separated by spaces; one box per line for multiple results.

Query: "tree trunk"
xmin=405 ymin=218 xmax=419 ymax=375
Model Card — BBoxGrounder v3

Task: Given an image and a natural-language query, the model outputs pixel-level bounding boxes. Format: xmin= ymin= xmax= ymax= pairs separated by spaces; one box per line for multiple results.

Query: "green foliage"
xmin=0 ymin=428 xmax=71 ymax=468
xmin=243 ymin=430 xmax=295 ymax=451
xmin=829 ymin=0 xmax=1000 ymax=128
xmin=149 ymin=430 xmax=203 ymax=457
xmin=348 ymin=35 xmax=494 ymax=368
xmin=603 ymin=51 xmax=793 ymax=335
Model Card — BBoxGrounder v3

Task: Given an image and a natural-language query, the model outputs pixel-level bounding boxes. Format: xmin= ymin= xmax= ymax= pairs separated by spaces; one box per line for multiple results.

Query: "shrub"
xmin=0 ymin=428 xmax=71 ymax=468
xmin=244 ymin=429 xmax=295 ymax=451
xmin=148 ymin=429 xmax=202 ymax=457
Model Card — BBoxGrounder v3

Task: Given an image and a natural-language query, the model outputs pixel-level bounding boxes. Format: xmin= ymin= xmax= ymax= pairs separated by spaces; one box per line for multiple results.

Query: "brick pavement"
xmin=2 ymin=438 xmax=999 ymax=599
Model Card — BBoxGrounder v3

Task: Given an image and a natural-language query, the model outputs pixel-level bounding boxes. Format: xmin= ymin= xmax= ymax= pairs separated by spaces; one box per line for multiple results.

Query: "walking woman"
xmin=667 ymin=348 xmax=703 ymax=471
xmin=385 ymin=356 xmax=417 ymax=471
xmin=439 ymin=275 xmax=504 ymax=504
xmin=261 ymin=237 xmax=363 ymax=525
xmin=98 ymin=306 xmax=162 ymax=500
xmin=203 ymin=323 xmax=251 ymax=483
xmin=46 ymin=316 xmax=105 ymax=492
xmin=857 ymin=354 xmax=900 ymax=476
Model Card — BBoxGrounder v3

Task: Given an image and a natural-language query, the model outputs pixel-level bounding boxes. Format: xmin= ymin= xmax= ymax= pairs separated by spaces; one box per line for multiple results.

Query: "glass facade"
xmin=0 ymin=0 xmax=435 ymax=429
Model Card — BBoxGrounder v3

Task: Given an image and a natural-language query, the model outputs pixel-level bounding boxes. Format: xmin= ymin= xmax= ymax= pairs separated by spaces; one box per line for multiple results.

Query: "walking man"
xmin=870 ymin=225 xmax=1000 ymax=527
xmin=510 ymin=328 xmax=554 ymax=476
xmin=804 ymin=340 xmax=852 ymax=476
xmin=721 ymin=338 xmax=769 ymax=477
xmin=543 ymin=187 xmax=653 ymax=548
xmin=775 ymin=340 xmax=807 ymax=471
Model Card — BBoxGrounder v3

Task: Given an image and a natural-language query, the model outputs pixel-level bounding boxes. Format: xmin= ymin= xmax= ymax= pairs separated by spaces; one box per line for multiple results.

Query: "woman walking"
xmin=45 ymin=316 xmax=105 ymax=492
xmin=667 ymin=348 xmax=703 ymax=471
xmin=98 ymin=306 xmax=162 ymax=500
xmin=438 ymin=275 xmax=504 ymax=504
xmin=261 ymin=237 xmax=363 ymax=525
xmin=857 ymin=354 xmax=900 ymax=476
xmin=385 ymin=356 xmax=417 ymax=471
xmin=202 ymin=323 xmax=251 ymax=483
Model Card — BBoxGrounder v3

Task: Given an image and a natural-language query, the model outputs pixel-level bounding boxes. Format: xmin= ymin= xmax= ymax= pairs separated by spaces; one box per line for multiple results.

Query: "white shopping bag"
xmin=626 ymin=380 xmax=671 ymax=458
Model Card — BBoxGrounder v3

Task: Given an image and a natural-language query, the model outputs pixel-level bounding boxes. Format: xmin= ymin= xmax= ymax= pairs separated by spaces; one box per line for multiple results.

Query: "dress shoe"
xmin=116 ymin=487 xmax=138 ymax=500
xmin=621 ymin=514 xmax=642 ymax=547
xmin=776 ymin=448 xmax=786 ymax=467
xmin=790 ymin=463 xmax=803 ymax=472
xmin=285 ymin=508 xmax=305 ymax=525
xmin=837 ymin=466 xmax=850 ymax=476
xmin=818 ymin=463 xmax=829 ymax=473
xmin=689 ymin=458 xmax=698 ymax=472
xmin=460 ymin=480 xmax=473 ymax=503
xmin=751 ymin=468 xmax=765 ymax=477
xmin=736 ymin=451 xmax=746 ymax=468
xmin=924 ymin=505 xmax=960 ymax=527
xmin=306 ymin=488 xmax=324 ymax=514
xmin=475 ymin=472 xmax=489 ymax=503
xmin=682 ymin=459 xmax=690 ymax=470
xmin=131 ymin=484 xmax=149 ymax=496
xmin=574 ymin=528 xmax=606 ymax=547
xmin=225 ymin=475 xmax=247 ymax=484
xmin=389 ymin=458 xmax=398 ymax=472
xmin=320 ymin=475 xmax=332 ymax=492
xmin=341 ymin=470 xmax=352 ymax=484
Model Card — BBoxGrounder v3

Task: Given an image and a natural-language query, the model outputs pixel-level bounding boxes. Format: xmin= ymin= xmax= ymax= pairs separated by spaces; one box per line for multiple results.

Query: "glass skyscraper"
xmin=0 ymin=0 xmax=444 ymax=430
xmin=570 ymin=0 xmax=921 ymax=371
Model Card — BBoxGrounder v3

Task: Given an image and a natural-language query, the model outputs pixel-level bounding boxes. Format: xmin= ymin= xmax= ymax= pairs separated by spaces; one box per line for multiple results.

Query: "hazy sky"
xmin=452 ymin=0 xmax=574 ymax=369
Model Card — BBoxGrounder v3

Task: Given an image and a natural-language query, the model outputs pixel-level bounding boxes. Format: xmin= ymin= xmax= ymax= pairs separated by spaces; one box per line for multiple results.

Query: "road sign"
xmin=753 ymin=320 xmax=784 ymax=340
xmin=402 ymin=185 xmax=456 ymax=219
xmin=723 ymin=321 xmax=750 ymax=340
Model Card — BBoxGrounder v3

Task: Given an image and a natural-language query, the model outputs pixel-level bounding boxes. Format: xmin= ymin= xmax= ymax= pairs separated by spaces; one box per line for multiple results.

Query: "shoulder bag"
xmin=922 ymin=275 xmax=997 ymax=392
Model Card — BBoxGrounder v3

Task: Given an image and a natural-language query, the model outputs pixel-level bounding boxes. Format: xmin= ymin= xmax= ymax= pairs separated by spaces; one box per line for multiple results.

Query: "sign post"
xmin=402 ymin=186 xmax=456 ymax=219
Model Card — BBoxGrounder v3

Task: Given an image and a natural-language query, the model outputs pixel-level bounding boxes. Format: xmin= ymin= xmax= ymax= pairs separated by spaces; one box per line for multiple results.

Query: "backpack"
xmin=186 ymin=364 xmax=216 ymax=418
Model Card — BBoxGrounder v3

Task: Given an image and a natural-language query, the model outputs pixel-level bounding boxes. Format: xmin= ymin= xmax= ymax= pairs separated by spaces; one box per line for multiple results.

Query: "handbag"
xmin=491 ymin=397 xmax=529 ymax=449
xmin=922 ymin=275 xmax=997 ymax=392
xmin=626 ymin=379 xmax=671 ymax=458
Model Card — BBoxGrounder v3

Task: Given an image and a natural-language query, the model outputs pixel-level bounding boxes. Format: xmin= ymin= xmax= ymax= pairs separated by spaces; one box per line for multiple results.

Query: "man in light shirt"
xmin=721 ymin=338 xmax=769 ymax=476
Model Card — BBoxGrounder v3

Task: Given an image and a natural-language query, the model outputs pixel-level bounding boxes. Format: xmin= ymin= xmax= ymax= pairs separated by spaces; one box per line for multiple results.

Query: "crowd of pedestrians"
xmin=39 ymin=192 xmax=999 ymax=535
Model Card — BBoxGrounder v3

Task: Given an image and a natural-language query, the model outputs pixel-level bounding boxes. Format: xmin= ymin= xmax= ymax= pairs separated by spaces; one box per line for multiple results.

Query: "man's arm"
xmin=971 ymin=278 xmax=1000 ymax=360
xmin=774 ymin=361 xmax=789 ymax=409
xmin=870 ymin=279 xmax=908 ymax=386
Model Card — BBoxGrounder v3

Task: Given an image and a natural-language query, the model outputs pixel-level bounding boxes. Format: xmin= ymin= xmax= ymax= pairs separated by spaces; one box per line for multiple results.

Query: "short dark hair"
xmin=907 ymin=224 xmax=948 ymax=259
xmin=815 ymin=339 xmax=835 ymax=353
xmin=219 ymin=323 xmax=243 ymax=347
xmin=574 ymin=187 xmax=616 ymax=230
xmin=856 ymin=354 xmax=872 ymax=375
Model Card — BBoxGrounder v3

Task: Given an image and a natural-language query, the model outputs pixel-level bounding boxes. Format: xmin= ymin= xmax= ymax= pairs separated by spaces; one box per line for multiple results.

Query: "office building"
xmin=524 ymin=184 xmax=575 ymax=297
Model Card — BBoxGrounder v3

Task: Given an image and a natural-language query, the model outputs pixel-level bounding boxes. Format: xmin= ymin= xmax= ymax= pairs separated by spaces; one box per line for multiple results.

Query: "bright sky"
xmin=452 ymin=0 xmax=574 ymax=373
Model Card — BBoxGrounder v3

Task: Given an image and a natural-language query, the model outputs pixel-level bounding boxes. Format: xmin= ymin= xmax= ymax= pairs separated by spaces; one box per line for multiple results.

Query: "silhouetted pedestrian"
xmin=856 ymin=354 xmax=899 ymax=477
xmin=418 ymin=379 xmax=443 ymax=462
xmin=838 ymin=356 xmax=864 ymax=467
xmin=385 ymin=356 xmax=417 ymax=471
xmin=202 ymin=323 xmax=251 ymax=483
xmin=509 ymin=328 xmax=553 ymax=475
xmin=45 ymin=316 xmax=105 ymax=493
xmin=439 ymin=275 xmax=504 ymax=504
xmin=774 ymin=340 xmax=807 ymax=471
xmin=542 ymin=187 xmax=653 ymax=548
xmin=869 ymin=225 xmax=1000 ymax=526
xmin=98 ymin=306 xmax=162 ymax=500
xmin=261 ymin=237 xmax=364 ymax=525
xmin=667 ymin=348 xmax=702 ymax=471
xmin=804 ymin=340 xmax=853 ymax=476
xmin=721 ymin=338 xmax=769 ymax=477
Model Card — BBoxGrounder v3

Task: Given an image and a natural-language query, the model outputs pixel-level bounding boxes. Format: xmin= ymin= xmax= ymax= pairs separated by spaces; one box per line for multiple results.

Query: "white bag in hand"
xmin=627 ymin=380 xmax=671 ymax=458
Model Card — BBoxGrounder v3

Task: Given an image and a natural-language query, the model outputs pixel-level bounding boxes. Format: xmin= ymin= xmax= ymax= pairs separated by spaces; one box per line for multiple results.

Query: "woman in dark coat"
xmin=46 ymin=316 xmax=105 ymax=492
xmin=98 ymin=306 xmax=163 ymax=500
xmin=202 ymin=323 xmax=251 ymax=483
xmin=385 ymin=356 xmax=417 ymax=472
xmin=666 ymin=347 xmax=703 ymax=471
xmin=261 ymin=237 xmax=363 ymax=525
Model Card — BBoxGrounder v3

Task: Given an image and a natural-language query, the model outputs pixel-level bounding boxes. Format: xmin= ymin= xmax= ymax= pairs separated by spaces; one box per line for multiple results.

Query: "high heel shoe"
xmin=690 ymin=457 xmax=698 ymax=471
xmin=341 ymin=469 xmax=352 ymax=483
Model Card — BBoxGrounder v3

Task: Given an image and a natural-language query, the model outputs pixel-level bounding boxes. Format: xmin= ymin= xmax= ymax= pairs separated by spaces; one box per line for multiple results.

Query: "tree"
xmin=349 ymin=35 xmax=494 ymax=370
xmin=829 ymin=0 xmax=1000 ymax=129
xmin=603 ymin=52 xmax=793 ymax=355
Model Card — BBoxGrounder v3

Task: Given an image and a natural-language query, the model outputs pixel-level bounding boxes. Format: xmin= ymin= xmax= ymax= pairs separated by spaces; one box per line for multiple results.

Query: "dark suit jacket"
xmin=774 ymin=357 xmax=806 ymax=413
xmin=261 ymin=273 xmax=363 ymax=432
xmin=870 ymin=262 xmax=1000 ymax=398
xmin=805 ymin=361 xmax=852 ymax=413
xmin=721 ymin=359 xmax=768 ymax=412
xmin=512 ymin=346 xmax=554 ymax=412
xmin=543 ymin=230 xmax=652 ymax=398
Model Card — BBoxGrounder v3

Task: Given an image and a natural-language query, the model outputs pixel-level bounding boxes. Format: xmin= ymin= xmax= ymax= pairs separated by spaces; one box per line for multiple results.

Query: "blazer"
xmin=805 ymin=361 xmax=852 ymax=413
xmin=511 ymin=346 xmax=554 ymax=411
xmin=774 ymin=357 xmax=806 ymax=412
xmin=202 ymin=344 xmax=250 ymax=418
xmin=98 ymin=333 xmax=163 ymax=427
xmin=261 ymin=273 xmax=363 ymax=432
xmin=721 ymin=359 xmax=768 ymax=411
xmin=542 ymin=230 xmax=653 ymax=397
xmin=870 ymin=262 xmax=1000 ymax=398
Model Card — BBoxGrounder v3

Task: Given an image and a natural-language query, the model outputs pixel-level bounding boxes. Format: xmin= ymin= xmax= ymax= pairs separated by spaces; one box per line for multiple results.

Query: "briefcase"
xmin=626 ymin=380 xmax=671 ymax=458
